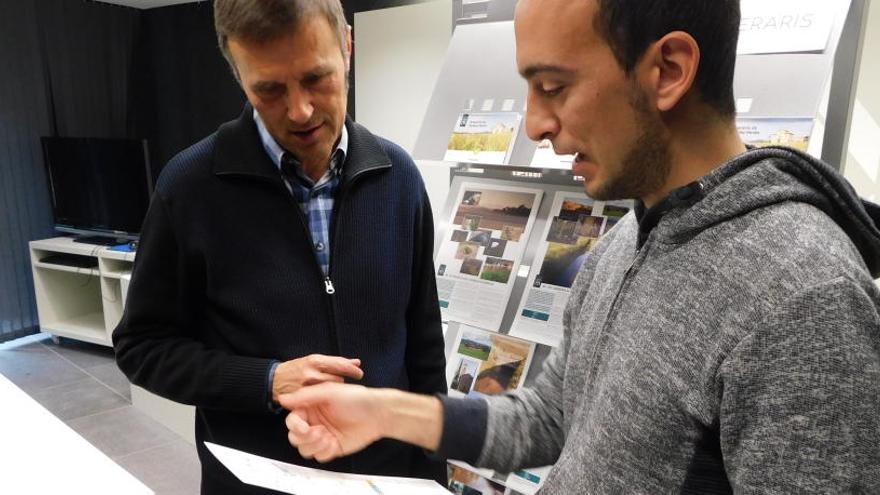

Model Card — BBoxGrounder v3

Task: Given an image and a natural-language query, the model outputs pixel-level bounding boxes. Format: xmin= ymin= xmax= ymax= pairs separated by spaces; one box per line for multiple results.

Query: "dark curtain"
xmin=0 ymin=1 xmax=52 ymax=343
xmin=0 ymin=0 xmax=140 ymax=343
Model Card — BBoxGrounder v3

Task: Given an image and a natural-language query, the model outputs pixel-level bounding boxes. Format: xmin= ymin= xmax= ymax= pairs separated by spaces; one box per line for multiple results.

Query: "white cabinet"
xmin=29 ymin=237 xmax=135 ymax=346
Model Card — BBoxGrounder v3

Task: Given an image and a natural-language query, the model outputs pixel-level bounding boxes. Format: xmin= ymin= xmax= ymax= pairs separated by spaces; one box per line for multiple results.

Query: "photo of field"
xmin=538 ymin=236 xmax=598 ymax=288
xmin=480 ymin=257 xmax=514 ymax=284
xmin=603 ymin=205 xmax=630 ymax=218
xmin=453 ymin=189 xmax=536 ymax=232
xmin=458 ymin=330 xmax=493 ymax=360
xmin=558 ymin=198 xmax=593 ymax=221
xmin=737 ymin=118 xmax=813 ymax=152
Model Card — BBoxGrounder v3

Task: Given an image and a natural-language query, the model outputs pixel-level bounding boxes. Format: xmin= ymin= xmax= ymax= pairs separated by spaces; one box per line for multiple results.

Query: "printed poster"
xmin=446 ymin=325 xmax=535 ymax=398
xmin=529 ymin=139 xmax=575 ymax=170
xmin=444 ymin=112 xmax=522 ymax=165
xmin=736 ymin=118 xmax=814 ymax=153
xmin=509 ymin=192 xmax=631 ymax=346
xmin=447 ymin=464 xmax=507 ymax=495
xmin=445 ymin=325 xmax=536 ymax=489
xmin=436 ymin=184 xmax=543 ymax=331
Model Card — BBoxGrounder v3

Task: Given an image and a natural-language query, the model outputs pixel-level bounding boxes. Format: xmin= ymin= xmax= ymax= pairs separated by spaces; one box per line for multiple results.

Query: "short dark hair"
xmin=594 ymin=0 xmax=741 ymax=117
xmin=213 ymin=0 xmax=347 ymax=81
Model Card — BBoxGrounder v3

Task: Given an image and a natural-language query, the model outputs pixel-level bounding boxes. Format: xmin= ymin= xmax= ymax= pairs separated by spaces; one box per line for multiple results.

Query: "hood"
xmin=657 ymin=146 xmax=880 ymax=277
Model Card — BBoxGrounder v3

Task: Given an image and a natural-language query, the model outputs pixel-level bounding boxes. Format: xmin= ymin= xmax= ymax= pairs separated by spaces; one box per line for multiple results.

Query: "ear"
xmin=641 ymin=31 xmax=700 ymax=113
xmin=344 ymin=25 xmax=353 ymax=71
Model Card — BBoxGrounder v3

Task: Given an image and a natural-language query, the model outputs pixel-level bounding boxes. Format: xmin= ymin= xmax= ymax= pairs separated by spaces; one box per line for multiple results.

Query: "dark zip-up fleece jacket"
xmin=113 ymin=106 xmax=447 ymax=493
xmin=438 ymin=147 xmax=880 ymax=493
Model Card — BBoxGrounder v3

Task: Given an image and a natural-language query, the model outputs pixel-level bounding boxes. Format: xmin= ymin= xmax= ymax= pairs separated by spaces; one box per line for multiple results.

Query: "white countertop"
xmin=0 ymin=373 xmax=153 ymax=494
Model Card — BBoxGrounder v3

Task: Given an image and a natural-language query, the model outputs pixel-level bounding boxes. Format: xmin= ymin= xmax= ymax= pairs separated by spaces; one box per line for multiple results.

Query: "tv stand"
xmin=72 ymin=235 xmax=129 ymax=246
xmin=29 ymin=237 xmax=135 ymax=346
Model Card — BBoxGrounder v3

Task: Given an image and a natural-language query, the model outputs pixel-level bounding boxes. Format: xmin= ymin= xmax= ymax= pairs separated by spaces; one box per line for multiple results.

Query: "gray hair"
xmin=214 ymin=0 xmax=348 ymax=81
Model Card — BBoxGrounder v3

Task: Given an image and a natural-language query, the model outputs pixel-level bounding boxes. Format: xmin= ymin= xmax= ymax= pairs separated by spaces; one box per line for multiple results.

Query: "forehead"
xmin=514 ymin=0 xmax=603 ymax=70
xmin=229 ymin=16 xmax=342 ymax=75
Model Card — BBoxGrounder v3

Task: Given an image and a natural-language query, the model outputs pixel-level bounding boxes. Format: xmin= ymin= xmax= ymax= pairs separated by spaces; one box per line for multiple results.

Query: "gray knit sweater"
xmin=438 ymin=147 xmax=880 ymax=493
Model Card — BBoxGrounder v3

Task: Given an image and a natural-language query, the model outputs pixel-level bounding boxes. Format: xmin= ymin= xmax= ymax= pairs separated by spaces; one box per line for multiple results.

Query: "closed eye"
xmin=534 ymin=83 xmax=565 ymax=98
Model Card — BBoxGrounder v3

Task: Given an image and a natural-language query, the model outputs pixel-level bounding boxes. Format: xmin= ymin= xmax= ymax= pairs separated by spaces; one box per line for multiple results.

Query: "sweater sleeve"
xmin=719 ymin=276 xmax=880 ymax=493
xmin=112 ymin=192 xmax=275 ymax=413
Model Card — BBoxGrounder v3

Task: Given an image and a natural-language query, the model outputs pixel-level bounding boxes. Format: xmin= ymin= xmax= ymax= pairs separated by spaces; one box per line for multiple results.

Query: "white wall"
xmin=844 ymin=0 xmax=880 ymax=201
xmin=354 ymin=0 xmax=453 ymax=219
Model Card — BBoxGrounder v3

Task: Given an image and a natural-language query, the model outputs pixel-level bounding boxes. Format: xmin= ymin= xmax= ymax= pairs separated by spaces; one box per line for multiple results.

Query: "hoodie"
xmin=438 ymin=147 xmax=880 ymax=493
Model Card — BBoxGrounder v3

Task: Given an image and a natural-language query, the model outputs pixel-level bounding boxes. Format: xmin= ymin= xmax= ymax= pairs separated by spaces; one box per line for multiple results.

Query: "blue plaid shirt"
xmin=254 ymin=110 xmax=348 ymax=276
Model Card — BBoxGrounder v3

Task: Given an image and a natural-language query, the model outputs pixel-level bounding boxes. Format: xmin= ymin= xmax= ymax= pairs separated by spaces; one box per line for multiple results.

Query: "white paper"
xmin=436 ymin=183 xmax=543 ymax=331
xmin=737 ymin=0 xmax=842 ymax=55
xmin=501 ymin=99 xmax=516 ymax=112
xmin=205 ymin=442 xmax=450 ymax=495
xmin=736 ymin=117 xmax=815 ymax=153
xmin=444 ymin=112 xmax=522 ymax=165
xmin=481 ymin=99 xmax=495 ymax=112
xmin=529 ymin=139 xmax=575 ymax=169
xmin=510 ymin=193 xmax=631 ymax=346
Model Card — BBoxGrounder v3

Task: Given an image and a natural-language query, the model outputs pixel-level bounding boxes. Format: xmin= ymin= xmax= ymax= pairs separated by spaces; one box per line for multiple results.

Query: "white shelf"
xmin=30 ymin=237 xmax=136 ymax=348
xmin=40 ymin=312 xmax=110 ymax=346
xmin=33 ymin=261 xmax=100 ymax=277
xmin=102 ymin=270 xmax=132 ymax=280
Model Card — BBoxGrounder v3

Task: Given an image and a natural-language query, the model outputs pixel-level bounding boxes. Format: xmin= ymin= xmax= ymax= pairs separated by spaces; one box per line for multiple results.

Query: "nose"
xmin=525 ymin=92 xmax=560 ymax=142
xmin=286 ymin=85 xmax=314 ymax=124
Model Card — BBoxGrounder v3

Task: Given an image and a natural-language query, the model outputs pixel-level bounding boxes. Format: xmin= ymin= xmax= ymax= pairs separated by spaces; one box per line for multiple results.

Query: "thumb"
xmin=278 ymin=382 xmax=335 ymax=411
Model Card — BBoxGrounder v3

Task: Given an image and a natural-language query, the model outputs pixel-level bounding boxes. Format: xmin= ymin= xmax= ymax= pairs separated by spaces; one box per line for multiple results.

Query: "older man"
xmin=113 ymin=1 xmax=446 ymax=492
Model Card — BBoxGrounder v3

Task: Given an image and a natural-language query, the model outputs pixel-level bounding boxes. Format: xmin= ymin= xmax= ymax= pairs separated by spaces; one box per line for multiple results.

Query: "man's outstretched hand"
xmin=280 ymin=383 xmax=384 ymax=463
xmin=280 ymin=383 xmax=444 ymax=463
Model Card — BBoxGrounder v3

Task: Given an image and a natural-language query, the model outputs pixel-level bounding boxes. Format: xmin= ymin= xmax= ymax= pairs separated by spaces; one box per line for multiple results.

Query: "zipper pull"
xmin=324 ymin=277 xmax=336 ymax=295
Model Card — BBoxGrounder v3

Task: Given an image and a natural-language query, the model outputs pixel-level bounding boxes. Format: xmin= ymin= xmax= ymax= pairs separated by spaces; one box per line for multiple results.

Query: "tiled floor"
xmin=0 ymin=333 xmax=201 ymax=494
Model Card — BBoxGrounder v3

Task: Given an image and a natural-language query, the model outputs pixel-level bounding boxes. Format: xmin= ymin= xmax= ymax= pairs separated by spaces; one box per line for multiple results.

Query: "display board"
xmin=414 ymin=0 xmax=862 ymax=169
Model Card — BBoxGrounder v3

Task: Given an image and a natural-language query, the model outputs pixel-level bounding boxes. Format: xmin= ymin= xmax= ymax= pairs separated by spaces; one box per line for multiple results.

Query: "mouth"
xmin=571 ymin=153 xmax=593 ymax=178
xmin=289 ymin=123 xmax=323 ymax=142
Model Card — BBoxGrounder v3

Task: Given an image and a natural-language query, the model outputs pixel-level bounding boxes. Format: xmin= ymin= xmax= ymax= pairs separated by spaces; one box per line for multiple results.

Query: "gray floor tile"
xmin=116 ymin=440 xmax=202 ymax=495
xmin=89 ymin=362 xmax=132 ymax=401
xmin=29 ymin=377 xmax=129 ymax=421
xmin=42 ymin=336 xmax=117 ymax=370
xmin=67 ymin=406 xmax=180 ymax=459
xmin=0 ymin=344 xmax=89 ymax=393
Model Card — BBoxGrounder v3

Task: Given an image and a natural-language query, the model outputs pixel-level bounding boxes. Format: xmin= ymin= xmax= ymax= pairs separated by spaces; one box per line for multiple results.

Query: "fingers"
xmin=308 ymin=355 xmax=364 ymax=380
xmin=286 ymin=411 xmax=342 ymax=462
xmin=278 ymin=382 xmax=337 ymax=410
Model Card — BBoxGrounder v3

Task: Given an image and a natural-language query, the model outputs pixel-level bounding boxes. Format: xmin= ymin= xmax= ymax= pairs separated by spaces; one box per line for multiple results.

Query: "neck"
xmin=641 ymin=109 xmax=746 ymax=208
xmin=301 ymin=159 xmax=330 ymax=183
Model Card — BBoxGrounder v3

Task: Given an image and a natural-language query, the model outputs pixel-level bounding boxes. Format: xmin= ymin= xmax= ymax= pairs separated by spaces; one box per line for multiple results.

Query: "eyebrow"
xmin=520 ymin=64 xmax=575 ymax=79
xmin=302 ymin=65 xmax=335 ymax=82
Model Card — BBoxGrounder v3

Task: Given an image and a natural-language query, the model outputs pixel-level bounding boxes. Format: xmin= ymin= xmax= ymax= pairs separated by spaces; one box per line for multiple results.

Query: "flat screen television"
xmin=41 ymin=137 xmax=152 ymax=244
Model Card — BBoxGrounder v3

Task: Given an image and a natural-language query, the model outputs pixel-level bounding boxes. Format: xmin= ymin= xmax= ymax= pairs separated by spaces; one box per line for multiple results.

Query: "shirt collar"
xmin=252 ymin=108 xmax=348 ymax=173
